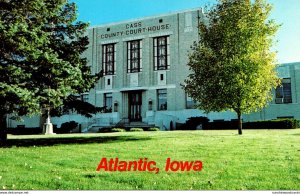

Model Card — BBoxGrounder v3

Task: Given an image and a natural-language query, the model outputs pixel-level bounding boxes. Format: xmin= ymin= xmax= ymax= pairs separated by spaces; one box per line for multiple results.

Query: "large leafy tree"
xmin=184 ymin=0 xmax=280 ymax=135
xmin=0 ymin=0 xmax=99 ymax=141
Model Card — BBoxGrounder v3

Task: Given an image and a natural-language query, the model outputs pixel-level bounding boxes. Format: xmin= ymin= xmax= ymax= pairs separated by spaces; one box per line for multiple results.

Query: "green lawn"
xmin=0 ymin=130 xmax=299 ymax=190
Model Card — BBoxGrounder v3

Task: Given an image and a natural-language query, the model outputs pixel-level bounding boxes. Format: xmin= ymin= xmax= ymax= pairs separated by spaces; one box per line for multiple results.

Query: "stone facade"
xmin=83 ymin=8 xmax=208 ymax=130
xmin=8 ymin=8 xmax=300 ymax=131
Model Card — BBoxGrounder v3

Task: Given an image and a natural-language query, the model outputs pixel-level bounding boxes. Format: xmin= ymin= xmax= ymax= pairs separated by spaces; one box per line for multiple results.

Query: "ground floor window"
xmin=275 ymin=78 xmax=292 ymax=104
xmin=157 ymin=89 xmax=167 ymax=110
xmin=81 ymin=94 xmax=89 ymax=103
xmin=104 ymin=93 xmax=112 ymax=113
xmin=186 ymin=94 xmax=197 ymax=109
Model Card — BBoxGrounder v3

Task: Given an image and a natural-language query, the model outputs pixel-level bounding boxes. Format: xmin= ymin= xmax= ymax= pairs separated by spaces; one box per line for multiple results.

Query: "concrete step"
xmin=85 ymin=121 xmax=157 ymax=133
xmin=124 ymin=122 xmax=155 ymax=129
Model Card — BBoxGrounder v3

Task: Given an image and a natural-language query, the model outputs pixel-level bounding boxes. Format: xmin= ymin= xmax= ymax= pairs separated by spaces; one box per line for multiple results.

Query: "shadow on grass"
xmin=0 ymin=135 xmax=152 ymax=148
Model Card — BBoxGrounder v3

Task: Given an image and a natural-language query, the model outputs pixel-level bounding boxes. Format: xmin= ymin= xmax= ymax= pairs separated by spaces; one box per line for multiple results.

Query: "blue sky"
xmin=72 ymin=0 xmax=300 ymax=64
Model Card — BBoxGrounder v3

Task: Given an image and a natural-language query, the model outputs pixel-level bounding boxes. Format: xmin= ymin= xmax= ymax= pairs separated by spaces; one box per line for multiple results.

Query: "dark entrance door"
xmin=128 ymin=92 xmax=142 ymax=121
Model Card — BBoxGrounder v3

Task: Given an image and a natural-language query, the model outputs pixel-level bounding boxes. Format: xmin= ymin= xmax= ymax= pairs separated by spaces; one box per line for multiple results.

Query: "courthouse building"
xmin=9 ymin=8 xmax=300 ymax=131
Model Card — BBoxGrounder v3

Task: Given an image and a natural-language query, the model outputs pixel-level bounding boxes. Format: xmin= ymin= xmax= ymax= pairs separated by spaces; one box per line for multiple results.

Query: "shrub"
xmin=204 ymin=120 xmax=236 ymax=129
xmin=129 ymin=128 xmax=143 ymax=132
xmin=147 ymin=127 xmax=160 ymax=131
xmin=111 ymin=128 xmax=126 ymax=132
xmin=98 ymin=127 xmax=112 ymax=133
xmin=7 ymin=127 xmax=43 ymax=135
xmin=56 ymin=121 xmax=78 ymax=134
xmin=244 ymin=118 xmax=299 ymax=129
xmin=203 ymin=118 xmax=299 ymax=130
xmin=0 ymin=129 xmax=7 ymax=141
xmin=185 ymin=116 xmax=209 ymax=130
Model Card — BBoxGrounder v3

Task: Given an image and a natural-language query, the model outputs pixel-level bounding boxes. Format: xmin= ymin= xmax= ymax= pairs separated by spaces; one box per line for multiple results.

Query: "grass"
xmin=0 ymin=129 xmax=299 ymax=190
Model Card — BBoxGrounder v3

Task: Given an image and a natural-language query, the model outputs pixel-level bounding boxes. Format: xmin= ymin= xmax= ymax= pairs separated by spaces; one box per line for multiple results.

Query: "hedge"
xmin=7 ymin=127 xmax=43 ymax=135
xmin=182 ymin=116 xmax=299 ymax=130
xmin=145 ymin=127 xmax=160 ymax=131
xmin=55 ymin=121 xmax=78 ymax=134
xmin=111 ymin=128 xmax=126 ymax=132
xmin=203 ymin=118 xmax=299 ymax=129
xmin=129 ymin=128 xmax=144 ymax=132
xmin=178 ymin=116 xmax=209 ymax=130
xmin=243 ymin=119 xmax=299 ymax=129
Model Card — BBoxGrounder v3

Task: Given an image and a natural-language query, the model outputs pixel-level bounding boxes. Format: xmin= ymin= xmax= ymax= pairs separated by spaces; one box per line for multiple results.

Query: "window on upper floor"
xmin=127 ymin=40 xmax=142 ymax=73
xmin=102 ymin=44 xmax=116 ymax=75
xmin=154 ymin=36 xmax=170 ymax=70
xmin=275 ymin=78 xmax=292 ymax=104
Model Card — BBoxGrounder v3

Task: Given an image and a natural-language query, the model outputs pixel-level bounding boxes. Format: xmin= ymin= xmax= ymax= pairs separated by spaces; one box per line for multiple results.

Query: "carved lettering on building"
xmin=99 ymin=22 xmax=171 ymax=39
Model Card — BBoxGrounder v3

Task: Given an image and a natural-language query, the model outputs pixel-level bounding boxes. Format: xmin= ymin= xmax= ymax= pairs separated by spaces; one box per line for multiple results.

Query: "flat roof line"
xmin=279 ymin=62 xmax=300 ymax=66
xmin=88 ymin=7 xmax=203 ymax=29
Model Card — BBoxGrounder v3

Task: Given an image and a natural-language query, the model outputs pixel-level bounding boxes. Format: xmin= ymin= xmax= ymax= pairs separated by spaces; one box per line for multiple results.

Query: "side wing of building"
xmin=244 ymin=62 xmax=300 ymax=122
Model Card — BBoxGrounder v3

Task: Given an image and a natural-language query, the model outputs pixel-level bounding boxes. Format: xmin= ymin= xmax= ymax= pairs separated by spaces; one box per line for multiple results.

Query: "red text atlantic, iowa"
xmin=96 ymin=158 xmax=203 ymax=173
xmin=165 ymin=158 xmax=202 ymax=172
xmin=96 ymin=158 xmax=160 ymax=174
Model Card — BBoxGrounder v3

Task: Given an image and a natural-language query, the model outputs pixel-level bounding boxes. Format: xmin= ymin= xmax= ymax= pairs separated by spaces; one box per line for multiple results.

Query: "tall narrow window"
xmin=102 ymin=44 xmax=116 ymax=75
xmin=157 ymin=89 xmax=167 ymax=110
xmin=104 ymin=93 xmax=113 ymax=113
xmin=275 ymin=78 xmax=292 ymax=104
xmin=154 ymin=36 xmax=170 ymax=70
xmin=127 ymin=40 xmax=142 ymax=73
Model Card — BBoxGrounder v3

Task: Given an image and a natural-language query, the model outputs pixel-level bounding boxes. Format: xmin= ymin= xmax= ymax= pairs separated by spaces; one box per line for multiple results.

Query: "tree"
xmin=0 ymin=0 xmax=99 ymax=141
xmin=51 ymin=95 xmax=105 ymax=118
xmin=184 ymin=0 xmax=280 ymax=135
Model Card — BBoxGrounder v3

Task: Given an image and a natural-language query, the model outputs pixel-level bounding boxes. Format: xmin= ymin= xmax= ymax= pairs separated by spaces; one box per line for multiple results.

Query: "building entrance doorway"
xmin=128 ymin=92 xmax=142 ymax=122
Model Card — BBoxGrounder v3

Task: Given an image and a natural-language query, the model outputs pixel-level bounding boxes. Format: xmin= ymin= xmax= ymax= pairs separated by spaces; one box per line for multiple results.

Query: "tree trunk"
xmin=39 ymin=108 xmax=47 ymax=130
xmin=237 ymin=111 xmax=242 ymax=135
xmin=0 ymin=114 xmax=8 ymax=142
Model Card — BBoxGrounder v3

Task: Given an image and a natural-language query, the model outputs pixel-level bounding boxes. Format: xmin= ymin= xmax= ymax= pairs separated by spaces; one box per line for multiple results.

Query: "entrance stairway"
xmin=83 ymin=118 xmax=157 ymax=133
xmin=114 ymin=118 xmax=155 ymax=129
xmin=124 ymin=121 xmax=156 ymax=129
